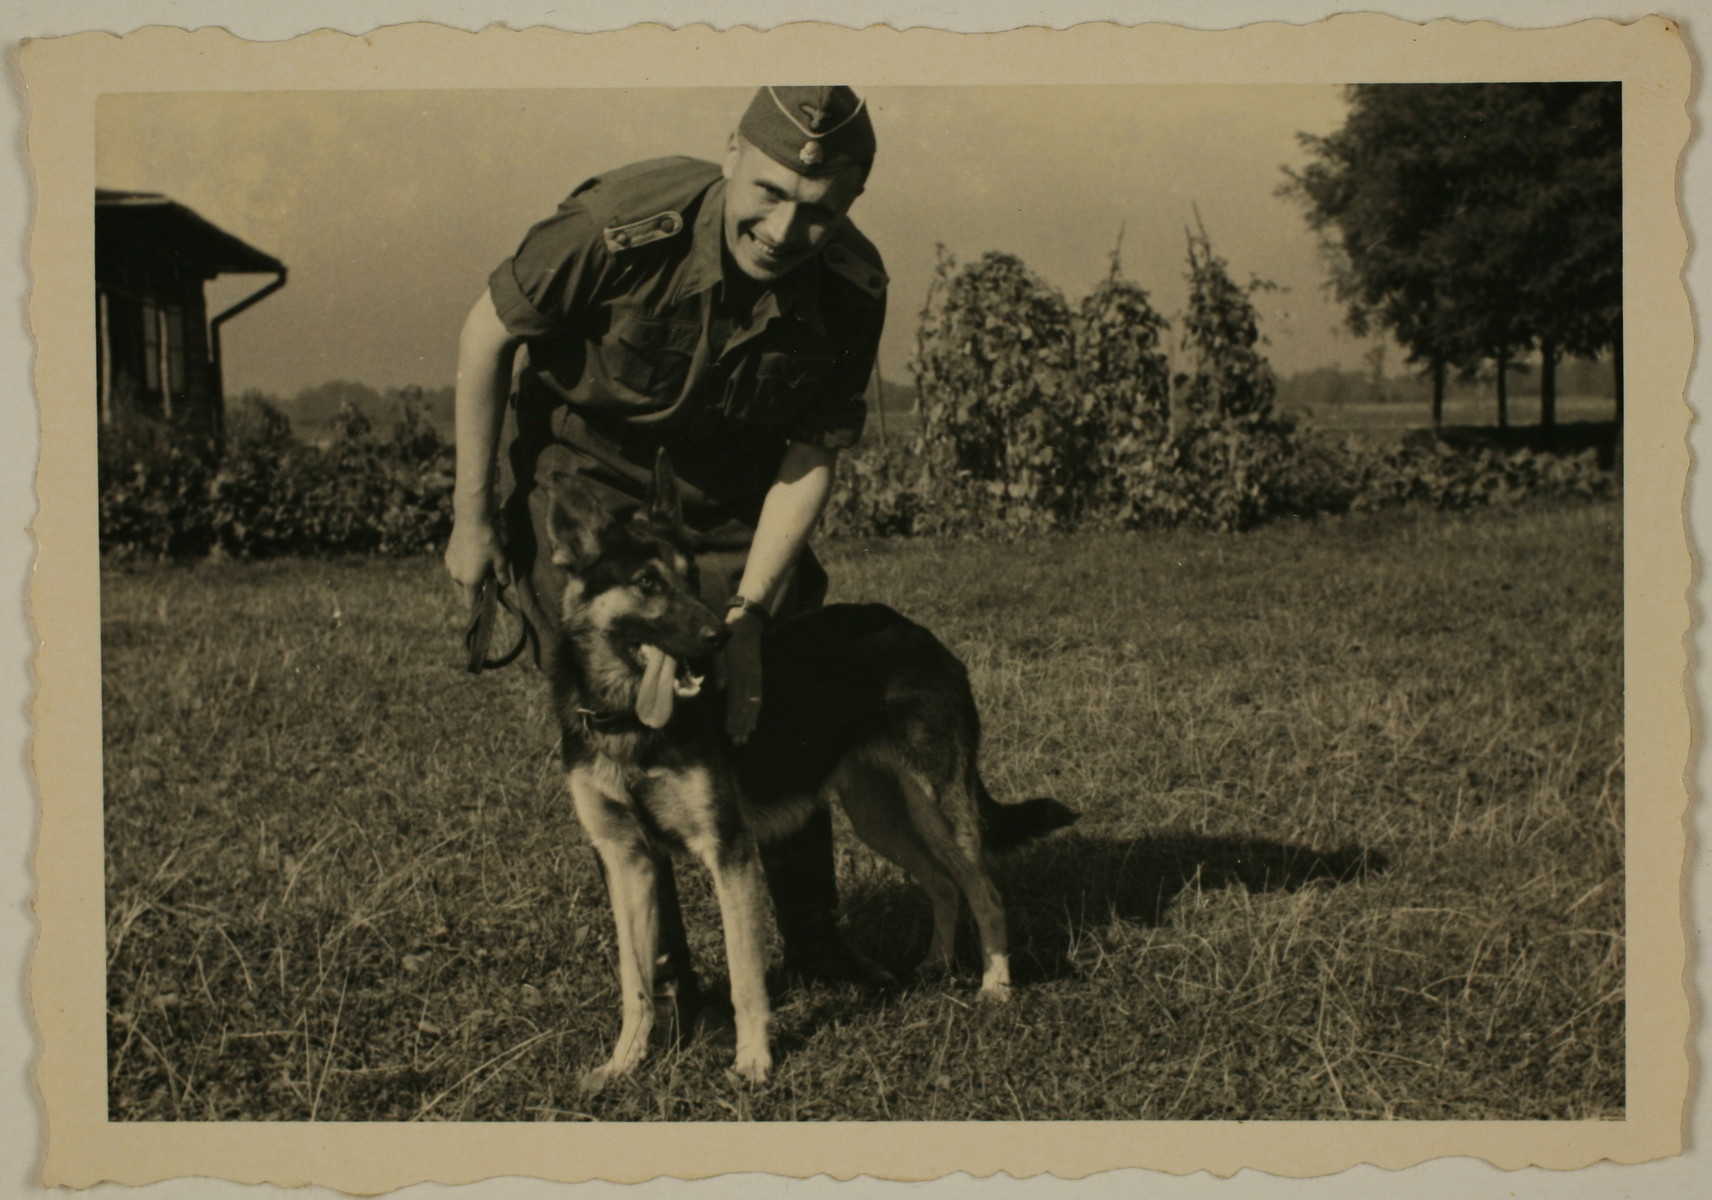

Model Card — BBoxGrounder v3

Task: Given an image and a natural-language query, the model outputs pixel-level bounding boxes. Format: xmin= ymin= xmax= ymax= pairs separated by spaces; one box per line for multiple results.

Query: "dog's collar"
xmin=575 ymin=706 xmax=644 ymax=734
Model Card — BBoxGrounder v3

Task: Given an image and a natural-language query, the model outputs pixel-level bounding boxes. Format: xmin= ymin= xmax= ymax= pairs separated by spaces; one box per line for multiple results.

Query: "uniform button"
xmin=615 ymin=232 xmax=632 ymax=247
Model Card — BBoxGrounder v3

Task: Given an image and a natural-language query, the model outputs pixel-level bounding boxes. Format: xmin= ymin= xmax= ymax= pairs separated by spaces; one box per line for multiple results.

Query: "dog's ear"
xmin=647 ymin=448 xmax=685 ymax=526
xmin=543 ymin=469 xmax=608 ymax=568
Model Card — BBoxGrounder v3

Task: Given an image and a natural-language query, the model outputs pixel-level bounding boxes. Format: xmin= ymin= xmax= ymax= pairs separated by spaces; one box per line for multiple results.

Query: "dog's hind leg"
xmin=899 ymin=770 xmax=1012 ymax=1002
xmin=835 ymin=762 xmax=961 ymax=976
xmin=693 ymin=834 xmax=773 ymax=1083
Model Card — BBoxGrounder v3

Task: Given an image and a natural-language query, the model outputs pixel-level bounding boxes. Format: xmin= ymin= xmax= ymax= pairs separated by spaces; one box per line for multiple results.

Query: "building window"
xmin=140 ymin=300 xmax=161 ymax=407
xmin=98 ymin=291 xmax=195 ymax=423
xmin=164 ymin=306 xmax=186 ymax=404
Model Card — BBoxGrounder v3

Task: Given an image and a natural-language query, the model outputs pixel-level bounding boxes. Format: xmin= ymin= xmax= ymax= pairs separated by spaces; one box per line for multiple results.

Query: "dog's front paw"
xmin=579 ymin=1052 xmax=642 ymax=1094
xmin=978 ymin=955 xmax=1012 ymax=1003
xmin=727 ymin=1049 xmax=772 ymax=1085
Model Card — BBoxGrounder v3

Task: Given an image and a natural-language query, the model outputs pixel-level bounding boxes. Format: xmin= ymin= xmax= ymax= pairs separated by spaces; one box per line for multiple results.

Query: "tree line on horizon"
xmin=1281 ymin=82 xmax=1621 ymax=431
xmin=232 ymin=381 xmax=455 ymax=442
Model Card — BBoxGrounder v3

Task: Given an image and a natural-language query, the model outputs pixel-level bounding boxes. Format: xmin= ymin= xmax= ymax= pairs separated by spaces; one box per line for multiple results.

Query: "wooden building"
xmin=95 ymin=189 xmax=287 ymax=443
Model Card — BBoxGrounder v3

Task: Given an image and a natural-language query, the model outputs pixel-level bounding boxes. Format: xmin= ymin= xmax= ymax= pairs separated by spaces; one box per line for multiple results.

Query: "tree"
xmin=1362 ymin=339 xmax=1389 ymax=404
xmin=1282 ymin=84 xmax=1621 ymax=430
xmin=1509 ymin=84 xmax=1622 ymax=426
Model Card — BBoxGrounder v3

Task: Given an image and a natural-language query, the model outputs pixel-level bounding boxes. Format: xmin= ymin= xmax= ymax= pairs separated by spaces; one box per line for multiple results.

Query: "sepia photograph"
xmin=93 ymin=79 xmax=1624 ymax=1123
xmin=19 ymin=14 xmax=1694 ymax=1191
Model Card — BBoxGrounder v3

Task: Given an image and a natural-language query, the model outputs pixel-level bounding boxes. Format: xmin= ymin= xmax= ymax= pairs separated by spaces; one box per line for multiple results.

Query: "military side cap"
xmin=739 ymin=86 xmax=876 ymax=178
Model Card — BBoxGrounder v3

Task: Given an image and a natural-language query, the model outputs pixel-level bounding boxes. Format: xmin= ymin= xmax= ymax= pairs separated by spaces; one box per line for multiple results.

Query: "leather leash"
xmin=464 ymin=573 xmax=533 ymax=674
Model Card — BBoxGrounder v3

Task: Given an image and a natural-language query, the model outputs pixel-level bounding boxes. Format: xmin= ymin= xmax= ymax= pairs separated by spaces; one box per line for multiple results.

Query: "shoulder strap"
xmin=820 ymin=240 xmax=888 ymax=299
xmin=602 ymin=210 xmax=686 ymax=253
xmin=566 ymin=157 xmax=720 ymax=255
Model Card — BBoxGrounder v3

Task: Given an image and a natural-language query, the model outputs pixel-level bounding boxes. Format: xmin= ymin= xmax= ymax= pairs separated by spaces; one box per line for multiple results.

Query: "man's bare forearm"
xmin=735 ymin=441 xmax=837 ymax=613
xmin=444 ymin=290 xmax=524 ymax=597
xmin=453 ymin=290 xmax=522 ymax=522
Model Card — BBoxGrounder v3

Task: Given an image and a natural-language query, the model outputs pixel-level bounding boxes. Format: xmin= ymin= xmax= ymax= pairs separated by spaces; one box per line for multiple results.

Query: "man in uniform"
xmin=443 ymin=86 xmax=895 ymax=1011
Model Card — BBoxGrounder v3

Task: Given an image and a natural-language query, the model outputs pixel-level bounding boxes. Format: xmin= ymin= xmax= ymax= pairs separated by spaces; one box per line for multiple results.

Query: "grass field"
xmin=101 ymin=501 xmax=1623 ymax=1121
xmin=1290 ymin=393 xmax=1617 ymax=439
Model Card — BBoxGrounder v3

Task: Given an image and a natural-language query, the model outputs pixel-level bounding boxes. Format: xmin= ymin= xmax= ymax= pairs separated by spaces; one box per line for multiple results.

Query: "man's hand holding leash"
xmin=445 ymin=517 xmax=511 ymax=609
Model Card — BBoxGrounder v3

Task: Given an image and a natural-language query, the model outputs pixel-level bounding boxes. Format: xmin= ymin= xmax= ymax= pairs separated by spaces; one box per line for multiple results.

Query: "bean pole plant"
xmin=909 ymin=219 xmax=1302 ymax=532
xmin=1164 ymin=216 xmax=1304 ymax=531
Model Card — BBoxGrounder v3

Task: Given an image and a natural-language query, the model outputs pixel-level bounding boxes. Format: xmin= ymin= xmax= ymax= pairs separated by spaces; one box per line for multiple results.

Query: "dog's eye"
xmin=634 ymin=570 xmax=662 ymax=595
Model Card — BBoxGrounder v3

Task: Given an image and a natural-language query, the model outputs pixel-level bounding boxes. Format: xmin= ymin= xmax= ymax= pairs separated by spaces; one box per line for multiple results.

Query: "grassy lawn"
xmin=101 ymin=501 xmax=1623 ymax=1121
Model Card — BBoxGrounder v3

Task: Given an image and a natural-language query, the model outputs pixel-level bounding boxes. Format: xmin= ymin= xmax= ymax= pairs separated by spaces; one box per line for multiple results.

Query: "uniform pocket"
xmin=602 ymin=315 xmax=701 ymax=401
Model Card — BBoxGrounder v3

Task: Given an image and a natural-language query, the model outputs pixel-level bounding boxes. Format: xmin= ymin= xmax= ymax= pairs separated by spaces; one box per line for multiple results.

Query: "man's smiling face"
xmin=721 ymin=135 xmax=866 ymax=283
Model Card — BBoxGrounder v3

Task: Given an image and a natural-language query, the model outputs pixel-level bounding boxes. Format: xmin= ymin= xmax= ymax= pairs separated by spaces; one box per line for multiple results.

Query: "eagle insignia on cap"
xmin=741 ymin=85 xmax=876 ymax=178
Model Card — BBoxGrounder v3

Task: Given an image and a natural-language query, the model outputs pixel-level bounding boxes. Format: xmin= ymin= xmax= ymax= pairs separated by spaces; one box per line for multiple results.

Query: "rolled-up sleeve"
xmin=785 ymin=387 xmax=869 ymax=451
xmin=487 ymin=204 xmax=607 ymax=341
xmin=785 ymin=299 xmax=884 ymax=452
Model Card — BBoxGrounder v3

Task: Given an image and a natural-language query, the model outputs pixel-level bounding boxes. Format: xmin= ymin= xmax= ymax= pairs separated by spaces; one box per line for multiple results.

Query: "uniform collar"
xmin=670 ymin=176 xmax=827 ymax=336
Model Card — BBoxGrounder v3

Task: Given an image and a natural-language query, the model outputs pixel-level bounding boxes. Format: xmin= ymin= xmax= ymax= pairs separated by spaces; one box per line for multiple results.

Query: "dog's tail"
xmin=977 ymin=782 xmax=1079 ymax=854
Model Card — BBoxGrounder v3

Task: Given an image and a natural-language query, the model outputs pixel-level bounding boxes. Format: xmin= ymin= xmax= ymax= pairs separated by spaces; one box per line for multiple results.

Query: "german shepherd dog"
xmin=544 ymin=452 xmax=1078 ymax=1088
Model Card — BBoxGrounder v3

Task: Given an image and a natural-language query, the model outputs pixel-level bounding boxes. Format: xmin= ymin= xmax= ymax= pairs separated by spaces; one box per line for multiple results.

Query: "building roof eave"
xmin=96 ymin=189 xmax=285 ymax=278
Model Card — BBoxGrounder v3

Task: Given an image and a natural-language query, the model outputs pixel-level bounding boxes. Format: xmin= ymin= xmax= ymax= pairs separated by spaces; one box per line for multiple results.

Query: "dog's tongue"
xmin=635 ymin=644 xmax=678 ymax=729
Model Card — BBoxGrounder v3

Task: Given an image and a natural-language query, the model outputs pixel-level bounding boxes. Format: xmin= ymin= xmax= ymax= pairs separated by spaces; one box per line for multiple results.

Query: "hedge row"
xmin=99 ymin=399 xmax=454 ymax=561
xmin=820 ymin=432 xmax=1616 ymax=539
xmin=99 ymin=397 xmax=1614 ymax=562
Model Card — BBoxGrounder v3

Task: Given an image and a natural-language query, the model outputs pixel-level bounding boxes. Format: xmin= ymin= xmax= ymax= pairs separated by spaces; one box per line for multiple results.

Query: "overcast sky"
xmin=96 ymin=86 xmax=1361 ymax=399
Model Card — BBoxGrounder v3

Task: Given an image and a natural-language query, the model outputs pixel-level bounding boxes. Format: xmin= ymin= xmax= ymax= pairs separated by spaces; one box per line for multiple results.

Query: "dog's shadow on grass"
xmin=844 ymin=830 xmax=1390 ymax=987
xmin=681 ymin=831 xmax=1387 ymax=1062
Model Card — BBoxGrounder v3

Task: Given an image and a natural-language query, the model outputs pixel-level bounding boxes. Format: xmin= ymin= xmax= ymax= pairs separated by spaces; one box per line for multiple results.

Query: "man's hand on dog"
xmin=723 ymin=609 xmax=765 ymax=744
xmin=445 ymin=517 xmax=512 ymax=606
